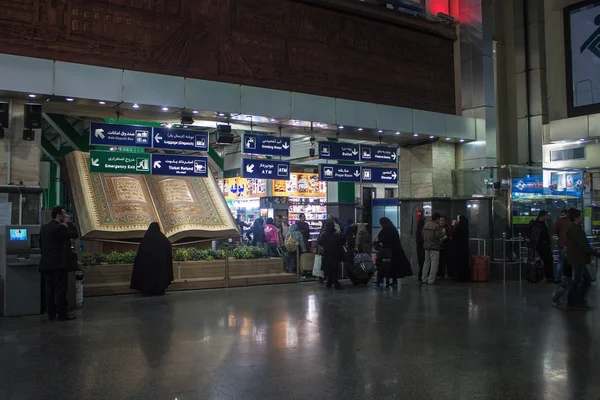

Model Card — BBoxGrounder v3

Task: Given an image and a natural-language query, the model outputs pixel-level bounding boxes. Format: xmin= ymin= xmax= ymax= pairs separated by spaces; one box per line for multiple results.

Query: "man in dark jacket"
xmin=296 ymin=213 xmax=310 ymax=249
xmin=39 ymin=206 xmax=79 ymax=321
xmin=565 ymin=209 xmax=599 ymax=309
xmin=529 ymin=210 xmax=554 ymax=282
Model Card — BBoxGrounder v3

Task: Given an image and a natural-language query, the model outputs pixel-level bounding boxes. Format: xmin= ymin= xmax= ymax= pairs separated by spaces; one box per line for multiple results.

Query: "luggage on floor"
xmin=300 ymin=252 xmax=315 ymax=274
xmin=347 ymin=262 xmax=374 ymax=285
xmin=354 ymin=253 xmax=376 ymax=274
xmin=312 ymin=254 xmax=324 ymax=278
xmin=526 ymin=257 xmax=545 ymax=283
xmin=471 ymin=255 xmax=490 ymax=282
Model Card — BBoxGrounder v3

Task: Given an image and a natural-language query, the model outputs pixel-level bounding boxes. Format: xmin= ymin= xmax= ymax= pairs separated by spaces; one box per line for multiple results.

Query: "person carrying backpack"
xmin=284 ymin=224 xmax=307 ymax=273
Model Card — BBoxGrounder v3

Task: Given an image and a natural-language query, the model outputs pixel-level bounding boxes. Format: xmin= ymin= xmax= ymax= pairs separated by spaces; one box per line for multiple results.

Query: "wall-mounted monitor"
xmin=9 ymin=229 xmax=27 ymax=241
xmin=564 ymin=0 xmax=600 ymax=117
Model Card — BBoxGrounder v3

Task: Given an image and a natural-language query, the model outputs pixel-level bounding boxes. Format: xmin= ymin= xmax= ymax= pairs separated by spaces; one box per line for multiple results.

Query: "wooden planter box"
xmin=83 ymin=258 xmax=293 ymax=297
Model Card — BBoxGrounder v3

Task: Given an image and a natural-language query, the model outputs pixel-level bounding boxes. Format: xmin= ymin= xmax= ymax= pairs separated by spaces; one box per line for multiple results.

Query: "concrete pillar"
xmin=400 ymin=141 xmax=455 ymax=198
xmin=459 ymin=0 xmax=498 ymax=168
xmin=514 ymin=0 xmax=548 ymax=165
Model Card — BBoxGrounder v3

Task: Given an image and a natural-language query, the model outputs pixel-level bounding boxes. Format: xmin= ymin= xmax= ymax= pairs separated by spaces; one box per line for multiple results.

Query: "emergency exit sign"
xmin=89 ymin=150 xmax=151 ymax=175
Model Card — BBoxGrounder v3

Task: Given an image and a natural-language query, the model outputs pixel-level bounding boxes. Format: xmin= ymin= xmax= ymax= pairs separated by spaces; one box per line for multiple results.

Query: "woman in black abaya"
xmin=130 ymin=222 xmax=174 ymax=295
xmin=376 ymin=217 xmax=413 ymax=287
xmin=450 ymin=215 xmax=471 ymax=282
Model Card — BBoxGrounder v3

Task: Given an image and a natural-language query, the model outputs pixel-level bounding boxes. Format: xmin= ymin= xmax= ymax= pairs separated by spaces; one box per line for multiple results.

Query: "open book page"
xmin=145 ymin=174 xmax=239 ymax=242
xmin=64 ymin=152 xmax=159 ymax=240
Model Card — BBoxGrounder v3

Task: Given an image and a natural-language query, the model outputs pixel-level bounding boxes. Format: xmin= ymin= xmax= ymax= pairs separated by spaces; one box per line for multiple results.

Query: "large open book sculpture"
xmin=64 ymin=151 xmax=239 ymax=242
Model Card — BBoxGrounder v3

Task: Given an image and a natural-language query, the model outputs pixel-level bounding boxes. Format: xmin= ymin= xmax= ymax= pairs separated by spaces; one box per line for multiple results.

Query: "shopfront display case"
xmin=218 ymin=177 xmax=267 ymax=226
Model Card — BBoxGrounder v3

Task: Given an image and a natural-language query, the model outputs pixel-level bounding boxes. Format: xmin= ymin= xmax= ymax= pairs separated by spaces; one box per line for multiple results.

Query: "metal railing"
xmin=502 ymin=233 xmax=524 ymax=283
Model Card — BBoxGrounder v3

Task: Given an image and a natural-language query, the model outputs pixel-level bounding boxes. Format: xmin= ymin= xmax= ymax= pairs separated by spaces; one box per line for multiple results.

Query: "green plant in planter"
xmin=120 ymin=251 xmax=137 ymax=264
xmin=105 ymin=251 xmax=123 ymax=265
xmin=173 ymin=247 xmax=192 ymax=262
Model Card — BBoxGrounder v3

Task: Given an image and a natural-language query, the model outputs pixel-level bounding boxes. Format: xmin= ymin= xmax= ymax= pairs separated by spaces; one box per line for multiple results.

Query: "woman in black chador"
xmin=130 ymin=222 xmax=174 ymax=295
xmin=318 ymin=220 xmax=344 ymax=290
xmin=376 ymin=217 xmax=413 ymax=287
xmin=450 ymin=215 xmax=471 ymax=282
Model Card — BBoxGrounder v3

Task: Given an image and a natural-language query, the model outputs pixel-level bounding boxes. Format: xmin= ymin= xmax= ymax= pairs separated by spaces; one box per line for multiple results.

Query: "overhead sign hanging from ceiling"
xmin=89 ymin=150 xmax=208 ymax=177
xmin=359 ymin=145 xmax=398 ymax=164
xmin=90 ymin=122 xmax=209 ymax=152
xmin=319 ymin=142 xmax=360 ymax=161
xmin=242 ymin=158 xmax=290 ymax=180
xmin=361 ymin=166 xmax=398 ymax=184
xmin=319 ymin=165 xmax=362 ymax=182
xmin=153 ymin=127 xmax=209 ymax=152
xmin=90 ymin=122 xmax=151 ymax=148
xmin=243 ymin=133 xmax=291 ymax=157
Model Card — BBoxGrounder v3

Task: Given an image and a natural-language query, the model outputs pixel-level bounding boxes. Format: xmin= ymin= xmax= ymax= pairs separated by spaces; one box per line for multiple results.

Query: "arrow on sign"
xmin=91 ymin=158 xmax=100 ymax=167
xmin=392 ymin=153 xmax=397 ymax=160
xmin=246 ymin=163 xmax=255 ymax=173
xmin=352 ymin=149 xmax=358 ymax=156
xmin=153 ymin=161 xmax=161 ymax=169
xmin=354 ymin=170 xmax=360 ymax=177
xmin=282 ymin=142 xmax=290 ymax=150
xmin=155 ymin=134 xmax=163 ymax=144
xmin=392 ymin=172 xmax=397 ymax=179
xmin=94 ymin=129 xmax=105 ymax=139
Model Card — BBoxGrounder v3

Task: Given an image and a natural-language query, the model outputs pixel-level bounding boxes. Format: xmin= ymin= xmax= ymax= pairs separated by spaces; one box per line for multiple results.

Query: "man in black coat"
xmin=39 ymin=206 xmax=79 ymax=321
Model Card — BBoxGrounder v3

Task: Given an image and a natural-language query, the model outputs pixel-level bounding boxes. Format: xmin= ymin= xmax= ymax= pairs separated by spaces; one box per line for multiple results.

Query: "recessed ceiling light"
xmin=66 ymin=98 xmax=74 ymax=102
xmin=28 ymin=94 xmax=36 ymax=98
xmin=395 ymin=131 xmax=400 ymax=135
xmin=430 ymin=135 xmax=434 ymax=139
xmin=579 ymin=138 xmax=585 ymax=141
xmin=132 ymin=103 xmax=140 ymax=109
xmin=192 ymin=110 xmax=199 ymax=114
xmin=218 ymin=112 xmax=225 ymax=117
xmin=162 ymin=107 xmax=169 ymax=111
xmin=294 ymin=120 xmax=301 ymax=125
xmin=378 ymin=129 xmax=383 ymax=133
xmin=413 ymin=133 xmax=418 ymax=137
xmin=358 ymin=127 xmax=363 ymax=131
xmin=270 ymin=118 xmax=276 ymax=122
xmin=460 ymin=139 xmax=465 ymax=142
xmin=339 ymin=125 xmax=344 ymax=129
xmin=446 ymin=137 xmax=451 ymax=141
xmin=99 ymin=101 xmax=106 ymax=105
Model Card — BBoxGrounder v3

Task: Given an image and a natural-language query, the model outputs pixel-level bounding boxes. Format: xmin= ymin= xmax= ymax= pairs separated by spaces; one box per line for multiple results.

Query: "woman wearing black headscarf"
xmin=318 ymin=220 xmax=344 ymax=290
xmin=450 ymin=215 xmax=471 ymax=282
xmin=130 ymin=222 xmax=174 ymax=295
xmin=251 ymin=217 xmax=266 ymax=246
xmin=376 ymin=217 xmax=413 ymax=287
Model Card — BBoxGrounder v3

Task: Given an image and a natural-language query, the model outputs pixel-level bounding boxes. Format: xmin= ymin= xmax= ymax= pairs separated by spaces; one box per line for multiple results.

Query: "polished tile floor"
xmin=1 ymin=279 xmax=599 ymax=400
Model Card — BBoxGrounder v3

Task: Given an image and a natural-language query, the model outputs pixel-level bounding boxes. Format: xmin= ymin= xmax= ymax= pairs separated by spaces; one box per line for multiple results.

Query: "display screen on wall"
xmin=564 ymin=0 xmax=600 ymax=117
xmin=273 ymin=173 xmax=327 ymax=197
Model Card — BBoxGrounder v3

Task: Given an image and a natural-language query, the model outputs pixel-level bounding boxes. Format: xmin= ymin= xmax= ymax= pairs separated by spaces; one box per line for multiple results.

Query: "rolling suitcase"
xmin=347 ymin=263 xmax=373 ymax=285
xmin=471 ymin=240 xmax=490 ymax=282
xmin=526 ymin=256 xmax=545 ymax=283
xmin=300 ymin=252 xmax=315 ymax=275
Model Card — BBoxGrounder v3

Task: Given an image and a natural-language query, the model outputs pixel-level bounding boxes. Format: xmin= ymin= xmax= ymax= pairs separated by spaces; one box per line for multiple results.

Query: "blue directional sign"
xmin=242 ymin=158 xmax=290 ymax=180
xmin=319 ymin=165 xmax=362 ymax=182
xmin=359 ymin=145 xmax=398 ymax=164
xmin=243 ymin=134 xmax=291 ymax=157
xmin=153 ymin=127 xmax=209 ymax=152
xmin=151 ymin=154 xmax=208 ymax=177
xmin=361 ymin=166 xmax=398 ymax=184
xmin=319 ymin=142 xmax=360 ymax=161
xmin=90 ymin=122 xmax=151 ymax=147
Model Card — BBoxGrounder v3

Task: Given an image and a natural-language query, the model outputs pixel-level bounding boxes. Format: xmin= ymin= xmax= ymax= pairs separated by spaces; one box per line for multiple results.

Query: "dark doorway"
xmin=362 ymin=187 xmax=376 ymax=234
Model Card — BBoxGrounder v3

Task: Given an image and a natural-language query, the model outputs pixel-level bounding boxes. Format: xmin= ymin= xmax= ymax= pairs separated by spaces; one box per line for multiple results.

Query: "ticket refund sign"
xmin=242 ymin=158 xmax=290 ymax=180
xmin=151 ymin=153 xmax=208 ymax=177
xmin=243 ymin=134 xmax=291 ymax=157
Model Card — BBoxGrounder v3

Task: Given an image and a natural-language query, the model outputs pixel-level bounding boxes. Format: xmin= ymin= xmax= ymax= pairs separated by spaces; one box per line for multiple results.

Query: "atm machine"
xmin=0 ymin=225 xmax=42 ymax=317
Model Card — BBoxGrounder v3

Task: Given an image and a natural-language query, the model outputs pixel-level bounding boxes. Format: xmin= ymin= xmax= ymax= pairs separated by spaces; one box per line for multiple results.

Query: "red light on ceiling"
xmin=426 ymin=0 xmax=459 ymax=19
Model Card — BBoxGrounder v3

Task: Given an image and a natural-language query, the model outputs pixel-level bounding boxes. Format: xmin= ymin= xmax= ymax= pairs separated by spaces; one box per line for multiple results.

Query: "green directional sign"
xmin=89 ymin=150 xmax=151 ymax=175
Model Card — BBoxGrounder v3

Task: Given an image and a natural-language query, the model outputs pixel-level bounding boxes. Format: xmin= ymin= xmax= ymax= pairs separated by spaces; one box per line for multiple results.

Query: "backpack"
xmin=285 ymin=234 xmax=299 ymax=252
